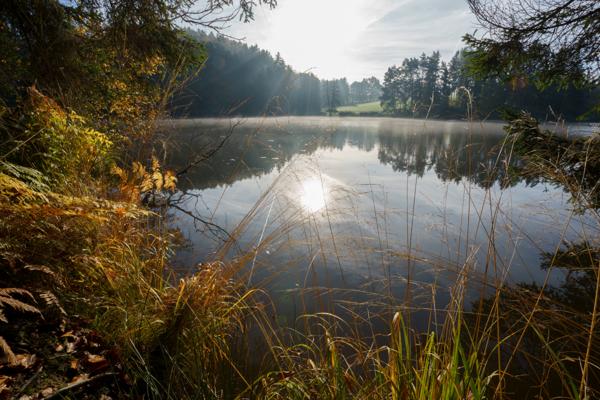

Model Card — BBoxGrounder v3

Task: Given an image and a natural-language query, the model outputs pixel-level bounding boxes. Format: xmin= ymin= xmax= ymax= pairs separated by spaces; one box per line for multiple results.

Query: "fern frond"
xmin=0 ymin=172 xmax=150 ymax=219
xmin=0 ymin=336 xmax=16 ymax=364
xmin=0 ymin=288 xmax=41 ymax=315
xmin=163 ymin=170 xmax=177 ymax=191
xmin=0 ymin=288 xmax=35 ymax=301
xmin=0 ymin=161 xmax=49 ymax=192
xmin=39 ymin=291 xmax=66 ymax=315
xmin=25 ymin=264 xmax=57 ymax=278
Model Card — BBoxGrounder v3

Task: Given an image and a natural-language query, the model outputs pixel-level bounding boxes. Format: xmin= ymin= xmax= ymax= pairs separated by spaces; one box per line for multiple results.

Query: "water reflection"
xmin=160 ymin=117 xmax=589 ymax=331
xmin=300 ymin=178 xmax=328 ymax=213
xmin=164 ymin=118 xmax=510 ymax=192
xmin=472 ymin=240 xmax=600 ymax=398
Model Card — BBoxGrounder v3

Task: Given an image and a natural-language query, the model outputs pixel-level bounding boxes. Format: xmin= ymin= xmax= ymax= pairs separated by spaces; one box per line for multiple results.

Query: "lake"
xmin=161 ymin=117 xmax=588 ymax=330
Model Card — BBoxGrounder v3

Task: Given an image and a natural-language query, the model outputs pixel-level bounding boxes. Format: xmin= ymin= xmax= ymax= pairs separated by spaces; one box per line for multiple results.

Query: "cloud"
xmin=350 ymin=0 xmax=476 ymax=77
xmin=219 ymin=0 xmax=476 ymax=81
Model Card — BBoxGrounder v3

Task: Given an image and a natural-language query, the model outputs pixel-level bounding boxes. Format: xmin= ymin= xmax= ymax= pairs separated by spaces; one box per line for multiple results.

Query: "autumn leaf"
xmin=70 ymin=373 xmax=89 ymax=384
xmin=140 ymin=175 xmax=153 ymax=192
xmin=163 ymin=170 xmax=177 ymax=191
xmin=132 ymin=162 xmax=146 ymax=180
xmin=11 ymin=353 xmax=37 ymax=369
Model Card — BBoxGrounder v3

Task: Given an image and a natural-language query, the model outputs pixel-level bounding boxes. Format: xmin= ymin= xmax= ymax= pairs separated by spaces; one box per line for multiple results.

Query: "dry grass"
xmin=1 ymin=87 xmax=598 ymax=399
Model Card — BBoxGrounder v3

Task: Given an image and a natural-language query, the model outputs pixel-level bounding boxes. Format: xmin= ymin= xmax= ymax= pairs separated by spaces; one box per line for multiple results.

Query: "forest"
xmin=381 ymin=50 xmax=599 ymax=120
xmin=173 ymin=30 xmax=598 ymax=120
xmin=172 ymin=30 xmax=383 ymax=117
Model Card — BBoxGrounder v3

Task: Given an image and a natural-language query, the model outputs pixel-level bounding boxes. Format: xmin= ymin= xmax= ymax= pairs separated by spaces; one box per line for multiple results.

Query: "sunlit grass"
xmin=2 ymin=89 xmax=598 ymax=399
xmin=335 ymin=101 xmax=383 ymax=114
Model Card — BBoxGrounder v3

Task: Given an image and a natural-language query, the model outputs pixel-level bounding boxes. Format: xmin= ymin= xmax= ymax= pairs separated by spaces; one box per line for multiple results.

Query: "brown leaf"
xmin=12 ymin=354 xmax=36 ymax=369
xmin=84 ymin=353 xmax=109 ymax=373
xmin=0 ymin=337 xmax=15 ymax=365
xmin=66 ymin=342 xmax=76 ymax=353
xmin=0 ymin=375 xmax=11 ymax=392
xmin=86 ymin=353 xmax=105 ymax=364
xmin=70 ymin=373 xmax=89 ymax=384
xmin=41 ymin=387 xmax=54 ymax=396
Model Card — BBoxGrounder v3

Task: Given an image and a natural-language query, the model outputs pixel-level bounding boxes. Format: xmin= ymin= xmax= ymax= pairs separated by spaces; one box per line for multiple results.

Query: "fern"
xmin=0 ymin=288 xmax=41 ymax=364
xmin=0 ymin=336 xmax=15 ymax=364
xmin=0 ymin=288 xmax=41 ymax=319
xmin=25 ymin=264 xmax=57 ymax=278
xmin=112 ymin=156 xmax=177 ymax=202
xmin=39 ymin=290 xmax=66 ymax=316
xmin=0 ymin=161 xmax=48 ymax=192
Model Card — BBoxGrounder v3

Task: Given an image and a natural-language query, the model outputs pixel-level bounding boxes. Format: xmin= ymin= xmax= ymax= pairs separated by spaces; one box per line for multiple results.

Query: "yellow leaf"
xmin=152 ymin=170 xmax=164 ymax=191
xmin=163 ymin=170 xmax=177 ymax=191
xmin=132 ymin=162 xmax=146 ymax=180
xmin=111 ymin=165 xmax=126 ymax=181
xmin=151 ymin=156 xmax=160 ymax=172
xmin=140 ymin=176 xmax=153 ymax=192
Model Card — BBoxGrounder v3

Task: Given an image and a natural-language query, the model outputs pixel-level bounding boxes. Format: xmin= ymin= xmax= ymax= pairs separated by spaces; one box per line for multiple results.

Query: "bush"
xmin=0 ymin=87 xmax=113 ymax=191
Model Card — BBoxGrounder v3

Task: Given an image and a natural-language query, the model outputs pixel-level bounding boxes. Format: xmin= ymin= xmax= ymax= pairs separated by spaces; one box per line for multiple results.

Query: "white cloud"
xmin=222 ymin=0 xmax=477 ymax=81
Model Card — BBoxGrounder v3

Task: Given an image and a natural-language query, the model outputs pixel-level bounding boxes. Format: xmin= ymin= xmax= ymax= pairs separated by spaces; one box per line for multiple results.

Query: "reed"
xmin=1 ymin=87 xmax=598 ymax=399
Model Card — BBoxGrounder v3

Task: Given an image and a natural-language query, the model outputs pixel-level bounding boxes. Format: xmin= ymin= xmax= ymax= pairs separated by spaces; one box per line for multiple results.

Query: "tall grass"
xmin=2 ymin=84 xmax=598 ymax=399
xmin=252 ymin=256 xmax=492 ymax=399
xmin=202 ymin=112 xmax=599 ymax=399
xmin=0 ymin=89 xmax=265 ymax=398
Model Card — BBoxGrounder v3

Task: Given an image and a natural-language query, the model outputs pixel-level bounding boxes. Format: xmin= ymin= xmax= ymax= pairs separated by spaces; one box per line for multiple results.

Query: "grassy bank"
xmin=335 ymin=101 xmax=383 ymax=115
xmin=1 ymin=88 xmax=599 ymax=399
xmin=0 ymin=90 xmax=252 ymax=398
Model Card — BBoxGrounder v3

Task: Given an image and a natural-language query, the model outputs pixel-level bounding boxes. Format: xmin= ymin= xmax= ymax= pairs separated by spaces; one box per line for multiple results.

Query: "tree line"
xmin=174 ymin=31 xmax=598 ymax=121
xmin=171 ymin=30 xmax=381 ymax=117
xmin=380 ymin=50 xmax=599 ymax=120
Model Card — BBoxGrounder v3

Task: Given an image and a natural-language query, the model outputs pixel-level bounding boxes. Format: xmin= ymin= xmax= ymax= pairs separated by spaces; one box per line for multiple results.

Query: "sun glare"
xmin=300 ymin=178 xmax=328 ymax=213
xmin=264 ymin=0 xmax=383 ymax=79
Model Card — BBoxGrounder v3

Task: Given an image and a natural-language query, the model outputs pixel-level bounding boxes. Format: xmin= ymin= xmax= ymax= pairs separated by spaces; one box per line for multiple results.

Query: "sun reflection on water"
xmin=300 ymin=178 xmax=328 ymax=213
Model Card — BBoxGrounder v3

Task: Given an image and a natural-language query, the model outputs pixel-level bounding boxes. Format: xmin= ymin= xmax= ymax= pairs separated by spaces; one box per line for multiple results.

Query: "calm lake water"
xmin=162 ymin=117 xmax=588 ymax=328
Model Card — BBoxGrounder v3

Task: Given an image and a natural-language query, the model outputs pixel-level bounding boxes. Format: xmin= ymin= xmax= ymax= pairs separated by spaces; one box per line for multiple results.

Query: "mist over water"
xmin=163 ymin=117 xmax=588 ymax=329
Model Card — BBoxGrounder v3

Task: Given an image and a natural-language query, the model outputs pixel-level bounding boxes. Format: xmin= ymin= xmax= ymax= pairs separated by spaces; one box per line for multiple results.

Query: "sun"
xmin=264 ymin=0 xmax=374 ymax=79
xmin=300 ymin=178 xmax=328 ymax=213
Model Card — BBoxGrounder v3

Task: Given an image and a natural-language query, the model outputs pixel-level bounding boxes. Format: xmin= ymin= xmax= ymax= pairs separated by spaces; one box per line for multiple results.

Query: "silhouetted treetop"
xmin=0 ymin=0 xmax=276 ymax=133
xmin=465 ymin=0 xmax=599 ymax=88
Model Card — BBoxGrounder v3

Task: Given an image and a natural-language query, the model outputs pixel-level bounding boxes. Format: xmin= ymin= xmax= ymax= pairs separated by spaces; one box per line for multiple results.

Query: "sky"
xmin=221 ymin=0 xmax=478 ymax=82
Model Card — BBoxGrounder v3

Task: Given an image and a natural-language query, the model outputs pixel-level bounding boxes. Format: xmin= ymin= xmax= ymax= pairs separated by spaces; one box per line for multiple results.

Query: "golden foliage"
xmin=0 ymin=163 xmax=151 ymax=366
xmin=94 ymin=50 xmax=168 ymax=138
xmin=0 ymin=172 xmax=148 ymax=221
xmin=112 ymin=156 xmax=177 ymax=202
xmin=4 ymin=87 xmax=114 ymax=190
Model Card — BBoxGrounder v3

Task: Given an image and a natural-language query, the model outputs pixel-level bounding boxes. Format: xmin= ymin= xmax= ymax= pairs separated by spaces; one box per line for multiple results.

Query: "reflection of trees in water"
xmin=472 ymin=241 xmax=600 ymax=399
xmin=376 ymin=129 xmax=502 ymax=187
xmin=506 ymin=114 xmax=600 ymax=210
xmin=540 ymin=242 xmax=600 ymax=311
xmin=166 ymin=121 xmax=599 ymax=397
xmin=166 ymin=122 xmax=514 ymax=191
xmin=469 ymin=117 xmax=600 ymax=399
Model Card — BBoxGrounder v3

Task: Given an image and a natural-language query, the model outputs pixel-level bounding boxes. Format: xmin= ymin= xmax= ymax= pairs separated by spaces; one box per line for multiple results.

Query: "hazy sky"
xmin=222 ymin=0 xmax=478 ymax=82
